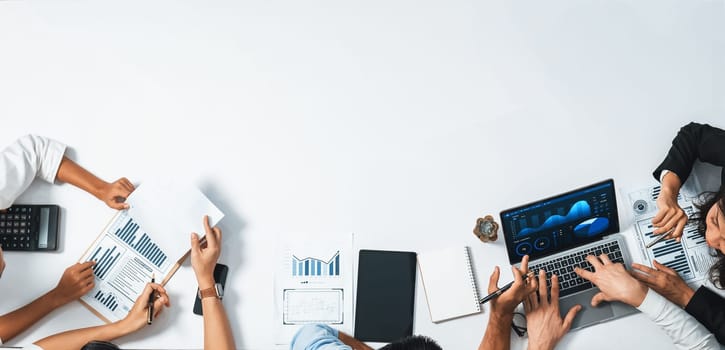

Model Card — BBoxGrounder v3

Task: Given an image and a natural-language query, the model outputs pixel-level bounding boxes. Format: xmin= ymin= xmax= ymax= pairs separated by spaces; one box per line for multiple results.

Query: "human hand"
xmin=487 ymin=255 xmax=538 ymax=317
xmin=97 ymin=178 xmax=135 ymax=210
xmin=525 ymin=270 xmax=581 ymax=350
xmin=50 ymin=261 xmax=96 ymax=306
xmin=653 ymin=191 xmax=687 ymax=242
xmin=191 ymin=216 xmax=222 ymax=289
xmin=118 ymin=283 xmax=170 ymax=334
xmin=631 ymin=260 xmax=695 ymax=308
xmin=574 ymin=254 xmax=648 ymax=307
xmin=0 ymin=245 xmax=5 ymax=279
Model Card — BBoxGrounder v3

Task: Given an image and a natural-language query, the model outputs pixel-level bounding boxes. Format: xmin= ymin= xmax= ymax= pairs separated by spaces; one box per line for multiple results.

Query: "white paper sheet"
xmin=274 ymin=233 xmax=353 ymax=344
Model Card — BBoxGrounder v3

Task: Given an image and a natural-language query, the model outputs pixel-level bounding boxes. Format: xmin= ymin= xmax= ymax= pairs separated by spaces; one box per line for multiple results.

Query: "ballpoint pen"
xmin=646 ymin=219 xmax=697 ymax=249
xmin=147 ymin=273 xmax=155 ymax=325
xmin=479 ymin=271 xmax=536 ymax=304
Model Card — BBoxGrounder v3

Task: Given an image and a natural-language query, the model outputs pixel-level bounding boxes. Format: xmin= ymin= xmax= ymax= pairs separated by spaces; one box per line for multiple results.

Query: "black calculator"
xmin=0 ymin=205 xmax=60 ymax=251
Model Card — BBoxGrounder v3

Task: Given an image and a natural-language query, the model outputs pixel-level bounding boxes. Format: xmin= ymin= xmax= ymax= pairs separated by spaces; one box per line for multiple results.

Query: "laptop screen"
xmin=500 ymin=179 xmax=620 ymax=264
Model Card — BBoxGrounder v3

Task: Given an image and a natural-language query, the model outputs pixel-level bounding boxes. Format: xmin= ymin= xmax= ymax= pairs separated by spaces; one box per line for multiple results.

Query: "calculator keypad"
xmin=0 ymin=206 xmax=37 ymax=250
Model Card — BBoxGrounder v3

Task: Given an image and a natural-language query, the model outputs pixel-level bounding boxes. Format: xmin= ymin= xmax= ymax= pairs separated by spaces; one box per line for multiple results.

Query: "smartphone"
xmin=193 ymin=263 xmax=229 ymax=315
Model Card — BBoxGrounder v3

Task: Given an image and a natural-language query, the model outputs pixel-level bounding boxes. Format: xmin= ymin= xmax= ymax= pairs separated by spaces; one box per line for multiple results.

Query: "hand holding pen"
xmin=647 ymin=218 xmax=697 ymax=248
xmin=484 ymin=255 xmax=538 ymax=316
xmin=119 ymin=282 xmax=170 ymax=333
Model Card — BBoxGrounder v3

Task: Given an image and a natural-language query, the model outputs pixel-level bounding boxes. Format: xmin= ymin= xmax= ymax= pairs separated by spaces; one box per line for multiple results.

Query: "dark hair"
xmin=694 ymin=186 xmax=725 ymax=289
xmin=378 ymin=335 xmax=443 ymax=350
xmin=81 ymin=341 xmax=120 ymax=350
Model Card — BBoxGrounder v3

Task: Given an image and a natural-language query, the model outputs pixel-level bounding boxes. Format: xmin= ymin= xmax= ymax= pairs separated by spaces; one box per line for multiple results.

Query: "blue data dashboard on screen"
xmin=500 ymin=180 xmax=620 ymax=264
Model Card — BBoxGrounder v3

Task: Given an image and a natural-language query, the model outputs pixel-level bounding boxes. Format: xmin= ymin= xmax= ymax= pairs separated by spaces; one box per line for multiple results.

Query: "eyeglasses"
xmin=511 ymin=312 xmax=527 ymax=337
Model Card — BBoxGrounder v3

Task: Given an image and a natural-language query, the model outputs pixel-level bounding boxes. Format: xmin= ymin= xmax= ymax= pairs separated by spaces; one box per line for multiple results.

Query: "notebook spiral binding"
xmin=464 ymin=247 xmax=481 ymax=311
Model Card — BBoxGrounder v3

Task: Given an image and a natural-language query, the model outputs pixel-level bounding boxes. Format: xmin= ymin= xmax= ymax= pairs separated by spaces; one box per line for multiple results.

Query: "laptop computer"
xmin=499 ymin=179 xmax=638 ymax=330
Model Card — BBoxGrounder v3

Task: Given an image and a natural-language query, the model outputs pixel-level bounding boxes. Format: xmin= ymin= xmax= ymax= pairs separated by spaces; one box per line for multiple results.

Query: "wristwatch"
xmin=198 ymin=283 xmax=224 ymax=300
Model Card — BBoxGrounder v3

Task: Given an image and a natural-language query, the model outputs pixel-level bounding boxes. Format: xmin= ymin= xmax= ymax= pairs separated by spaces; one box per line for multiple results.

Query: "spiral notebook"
xmin=417 ymin=246 xmax=481 ymax=323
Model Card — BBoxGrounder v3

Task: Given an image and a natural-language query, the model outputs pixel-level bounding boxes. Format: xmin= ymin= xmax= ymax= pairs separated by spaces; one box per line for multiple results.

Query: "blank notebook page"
xmin=417 ymin=246 xmax=481 ymax=323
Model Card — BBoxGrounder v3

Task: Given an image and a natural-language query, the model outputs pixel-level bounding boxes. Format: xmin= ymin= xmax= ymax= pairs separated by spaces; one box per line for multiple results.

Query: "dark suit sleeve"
xmin=653 ymin=122 xmax=725 ymax=184
xmin=685 ymin=286 xmax=725 ymax=344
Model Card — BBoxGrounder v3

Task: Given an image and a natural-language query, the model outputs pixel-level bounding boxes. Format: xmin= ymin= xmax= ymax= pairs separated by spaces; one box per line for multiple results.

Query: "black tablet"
xmin=354 ymin=249 xmax=416 ymax=342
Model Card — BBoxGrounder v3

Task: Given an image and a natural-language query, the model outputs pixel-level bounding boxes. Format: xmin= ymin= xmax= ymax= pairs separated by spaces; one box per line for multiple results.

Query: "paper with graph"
xmin=274 ymin=233 xmax=353 ymax=344
xmin=624 ymin=176 xmax=717 ymax=286
xmin=79 ymin=180 xmax=224 ymax=323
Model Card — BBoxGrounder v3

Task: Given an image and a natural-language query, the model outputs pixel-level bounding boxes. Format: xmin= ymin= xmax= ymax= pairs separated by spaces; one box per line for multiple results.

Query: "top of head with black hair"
xmin=694 ymin=185 xmax=725 ymax=289
xmin=81 ymin=340 xmax=120 ymax=350
xmin=377 ymin=335 xmax=443 ymax=350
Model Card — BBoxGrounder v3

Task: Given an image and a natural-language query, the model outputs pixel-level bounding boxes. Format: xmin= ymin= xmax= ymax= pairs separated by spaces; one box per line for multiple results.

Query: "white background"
xmin=1 ymin=0 xmax=724 ymax=349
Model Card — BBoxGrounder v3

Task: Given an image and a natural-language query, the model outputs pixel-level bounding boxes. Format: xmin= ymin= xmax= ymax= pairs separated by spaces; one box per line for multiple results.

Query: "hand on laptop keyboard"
xmin=524 ymin=270 xmax=582 ymax=349
xmin=574 ymin=254 xmax=648 ymax=307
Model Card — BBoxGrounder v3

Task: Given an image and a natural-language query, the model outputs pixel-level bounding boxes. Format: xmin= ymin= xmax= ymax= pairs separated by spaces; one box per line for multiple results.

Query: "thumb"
xmin=591 ymin=292 xmax=609 ymax=307
xmin=190 ymin=233 xmax=201 ymax=255
xmin=561 ymin=305 xmax=582 ymax=331
xmin=108 ymin=201 xmax=128 ymax=210
xmin=488 ymin=266 xmax=501 ymax=293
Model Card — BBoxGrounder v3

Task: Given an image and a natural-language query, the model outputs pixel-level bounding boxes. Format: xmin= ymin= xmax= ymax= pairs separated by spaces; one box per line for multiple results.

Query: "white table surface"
xmin=1 ymin=1 xmax=724 ymax=349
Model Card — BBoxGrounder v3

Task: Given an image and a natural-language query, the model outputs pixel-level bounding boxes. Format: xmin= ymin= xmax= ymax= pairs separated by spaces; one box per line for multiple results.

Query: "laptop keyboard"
xmin=529 ymin=240 xmax=625 ymax=297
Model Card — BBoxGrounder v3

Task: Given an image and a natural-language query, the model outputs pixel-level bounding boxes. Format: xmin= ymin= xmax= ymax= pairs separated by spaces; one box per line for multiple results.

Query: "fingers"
xmin=591 ymin=291 xmax=608 ymax=307
xmin=550 ymin=274 xmax=561 ymax=302
xmin=203 ymin=216 xmax=219 ymax=249
xmin=574 ymin=264 xmax=595 ymax=282
xmin=598 ymin=253 xmax=612 ymax=265
xmin=585 ymin=255 xmax=603 ymax=269
xmin=537 ymin=269 xmax=547 ymax=304
xmin=520 ymin=255 xmax=530 ymax=274
xmin=561 ymin=305 xmax=582 ymax=331
xmin=119 ymin=177 xmax=135 ymax=193
xmin=488 ymin=266 xmax=501 ymax=294
xmin=651 ymin=208 xmax=668 ymax=227
xmin=653 ymin=260 xmax=678 ymax=276
xmin=78 ymin=260 xmax=96 ymax=271
xmin=191 ymin=232 xmax=202 ymax=256
xmin=511 ymin=264 xmax=523 ymax=286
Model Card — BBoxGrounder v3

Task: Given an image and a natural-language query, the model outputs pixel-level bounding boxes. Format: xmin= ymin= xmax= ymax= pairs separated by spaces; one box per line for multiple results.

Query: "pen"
xmin=147 ymin=274 xmax=155 ymax=325
xmin=479 ymin=271 xmax=536 ymax=304
xmin=645 ymin=219 xmax=696 ymax=249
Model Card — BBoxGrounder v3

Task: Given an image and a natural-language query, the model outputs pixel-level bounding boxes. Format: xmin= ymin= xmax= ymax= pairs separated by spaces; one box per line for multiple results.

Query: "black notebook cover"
xmin=354 ymin=249 xmax=417 ymax=342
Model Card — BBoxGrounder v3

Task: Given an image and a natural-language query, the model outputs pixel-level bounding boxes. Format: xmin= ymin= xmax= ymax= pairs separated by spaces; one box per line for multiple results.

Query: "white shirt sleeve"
xmin=660 ymin=169 xmax=671 ymax=183
xmin=0 ymin=135 xmax=67 ymax=210
xmin=637 ymin=289 xmax=719 ymax=350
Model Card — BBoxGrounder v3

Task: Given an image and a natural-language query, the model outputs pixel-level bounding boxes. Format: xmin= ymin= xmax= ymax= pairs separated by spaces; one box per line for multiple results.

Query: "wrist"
xmin=630 ymin=285 xmax=649 ymax=307
xmin=197 ymin=276 xmax=215 ymax=290
xmin=90 ymin=180 xmax=109 ymax=201
xmin=678 ymin=287 xmax=696 ymax=308
xmin=44 ymin=289 xmax=67 ymax=308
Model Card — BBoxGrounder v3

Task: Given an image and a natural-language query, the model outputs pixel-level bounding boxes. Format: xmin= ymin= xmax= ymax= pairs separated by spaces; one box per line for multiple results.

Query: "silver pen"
xmin=646 ymin=219 xmax=697 ymax=248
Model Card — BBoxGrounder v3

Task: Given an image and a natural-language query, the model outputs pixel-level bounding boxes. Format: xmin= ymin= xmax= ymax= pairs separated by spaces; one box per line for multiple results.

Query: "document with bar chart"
xmin=274 ymin=233 xmax=353 ymax=344
xmin=625 ymin=179 xmax=718 ymax=286
xmin=79 ymin=180 xmax=223 ymax=323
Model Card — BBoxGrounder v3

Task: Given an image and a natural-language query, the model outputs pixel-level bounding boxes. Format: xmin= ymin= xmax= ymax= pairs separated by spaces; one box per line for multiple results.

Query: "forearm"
xmin=202 ymin=298 xmax=235 ymax=350
xmin=0 ymin=291 xmax=63 ymax=342
xmin=56 ymin=156 xmax=107 ymax=200
xmin=34 ymin=321 xmax=131 ymax=350
xmin=339 ymin=331 xmax=373 ymax=350
xmin=659 ymin=172 xmax=683 ymax=199
xmin=479 ymin=313 xmax=513 ymax=350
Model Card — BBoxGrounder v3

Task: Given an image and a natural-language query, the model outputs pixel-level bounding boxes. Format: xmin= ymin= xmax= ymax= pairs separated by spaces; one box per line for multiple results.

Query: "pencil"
xmin=479 ymin=271 xmax=536 ymax=304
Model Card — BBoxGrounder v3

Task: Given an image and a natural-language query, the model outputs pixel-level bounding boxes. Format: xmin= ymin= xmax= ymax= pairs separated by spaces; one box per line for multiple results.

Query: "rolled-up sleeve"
xmin=290 ymin=324 xmax=351 ymax=350
xmin=0 ymin=135 xmax=67 ymax=209
xmin=637 ymin=289 xmax=718 ymax=350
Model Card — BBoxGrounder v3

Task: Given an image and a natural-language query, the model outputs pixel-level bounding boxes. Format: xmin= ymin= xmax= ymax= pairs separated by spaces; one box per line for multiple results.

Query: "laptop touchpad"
xmin=559 ymin=289 xmax=614 ymax=330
